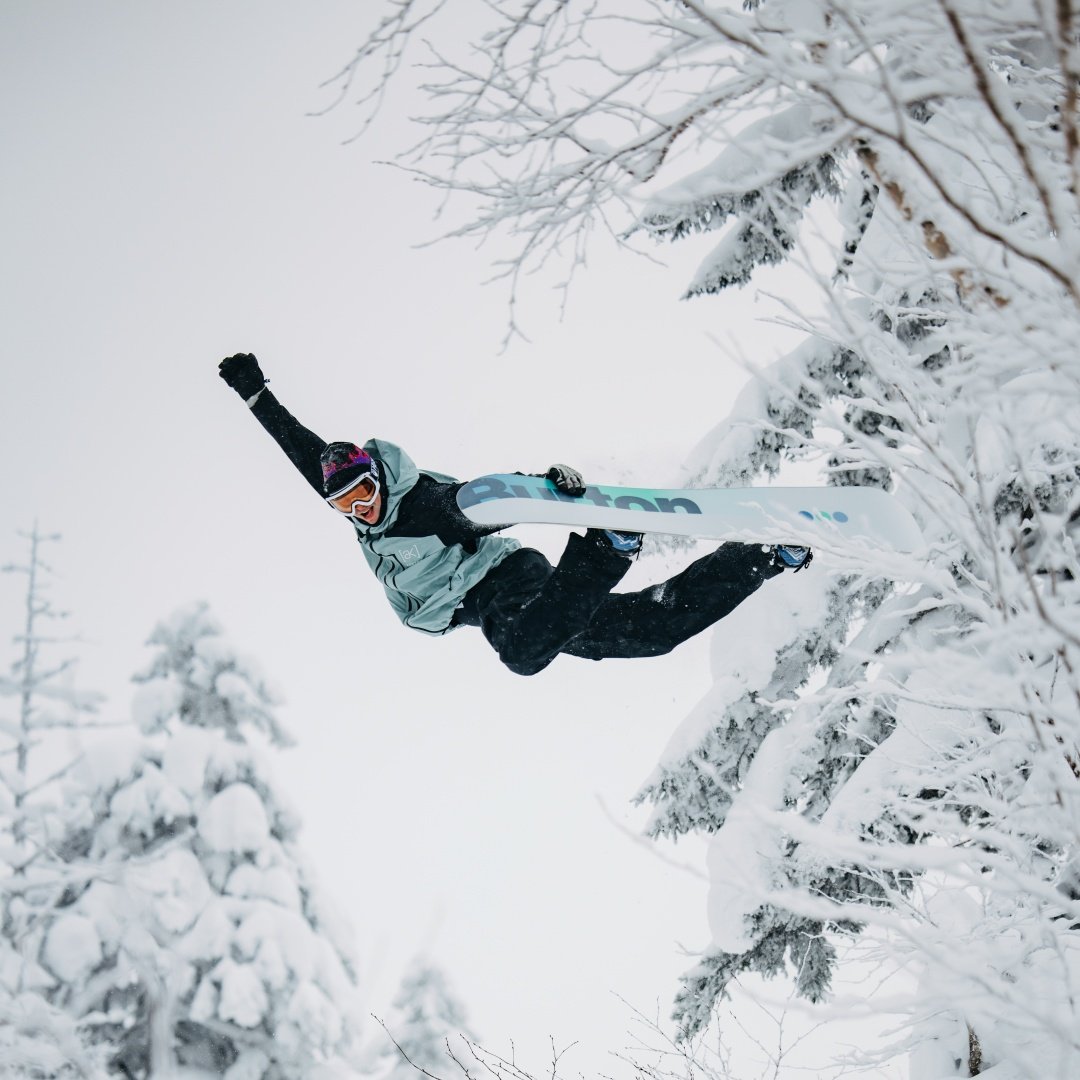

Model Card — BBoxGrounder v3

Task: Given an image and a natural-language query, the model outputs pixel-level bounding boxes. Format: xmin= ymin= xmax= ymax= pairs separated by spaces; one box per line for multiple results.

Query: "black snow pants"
xmin=455 ymin=534 xmax=784 ymax=677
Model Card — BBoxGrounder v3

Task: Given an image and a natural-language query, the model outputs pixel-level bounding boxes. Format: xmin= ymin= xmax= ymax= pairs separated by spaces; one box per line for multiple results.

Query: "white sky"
xmin=0 ymin=2 xmax=829 ymax=1073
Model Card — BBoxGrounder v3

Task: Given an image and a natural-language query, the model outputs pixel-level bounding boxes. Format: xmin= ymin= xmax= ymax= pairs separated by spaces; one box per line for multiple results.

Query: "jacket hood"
xmin=352 ymin=438 xmax=419 ymax=536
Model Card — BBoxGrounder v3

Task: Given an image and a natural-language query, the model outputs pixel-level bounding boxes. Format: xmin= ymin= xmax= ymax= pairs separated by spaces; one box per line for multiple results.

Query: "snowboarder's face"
xmin=326 ymin=473 xmax=382 ymax=524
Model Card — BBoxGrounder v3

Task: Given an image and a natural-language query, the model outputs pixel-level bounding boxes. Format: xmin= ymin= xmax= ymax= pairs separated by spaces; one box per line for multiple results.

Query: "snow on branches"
xmin=58 ymin=606 xmax=360 ymax=1077
xmin=635 ymin=106 xmax=844 ymax=294
xmin=377 ymin=960 xmax=477 ymax=1080
xmin=0 ymin=527 xmax=103 ymax=867
xmin=343 ymin=0 xmax=1080 ymax=1074
xmin=0 ymin=529 xmax=107 ymax=1077
xmin=132 ymin=602 xmax=293 ymax=747
xmin=0 ymin=598 xmax=364 ymax=1079
xmin=0 ymin=991 xmax=107 ymax=1079
xmin=334 ymin=0 xmax=1080 ymax=326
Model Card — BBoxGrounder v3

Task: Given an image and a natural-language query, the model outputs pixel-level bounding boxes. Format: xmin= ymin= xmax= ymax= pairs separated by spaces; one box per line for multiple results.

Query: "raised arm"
xmin=218 ymin=353 xmax=327 ymax=495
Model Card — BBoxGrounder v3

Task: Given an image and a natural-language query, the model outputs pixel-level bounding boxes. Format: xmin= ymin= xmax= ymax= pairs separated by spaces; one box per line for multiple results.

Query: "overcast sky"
xmin=0 ymin=3 xmax=824 ymax=1072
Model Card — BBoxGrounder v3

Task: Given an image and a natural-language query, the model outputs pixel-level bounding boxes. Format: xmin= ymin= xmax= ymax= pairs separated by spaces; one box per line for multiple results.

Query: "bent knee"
xmin=502 ymin=656 xmax=553 ymax=677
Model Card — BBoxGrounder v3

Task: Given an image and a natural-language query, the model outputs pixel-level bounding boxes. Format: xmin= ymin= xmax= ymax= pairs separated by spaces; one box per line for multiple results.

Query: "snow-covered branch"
xmin=335 ymin=0 xmax=1080 ymax=325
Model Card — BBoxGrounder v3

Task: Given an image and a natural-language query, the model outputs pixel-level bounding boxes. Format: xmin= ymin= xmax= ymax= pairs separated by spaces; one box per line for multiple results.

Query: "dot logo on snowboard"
xmin=798 ymin=509 xmax=850 ymax=523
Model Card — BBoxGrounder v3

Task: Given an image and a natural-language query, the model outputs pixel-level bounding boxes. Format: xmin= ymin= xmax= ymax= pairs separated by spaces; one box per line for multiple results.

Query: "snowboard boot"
xmin=586 ymin=528 xmax=643 ymax=558
xmin=774 ymin=545 xmax=813 ymax=571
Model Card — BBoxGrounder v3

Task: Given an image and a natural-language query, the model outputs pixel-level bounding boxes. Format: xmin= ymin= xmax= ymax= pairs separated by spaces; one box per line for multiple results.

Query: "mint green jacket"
xmin=352 ymin=439 xmax=519 ymax=635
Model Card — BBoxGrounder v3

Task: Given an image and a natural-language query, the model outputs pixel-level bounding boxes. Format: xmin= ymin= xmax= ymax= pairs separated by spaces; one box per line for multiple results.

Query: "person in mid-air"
xmin=219 ymin=353 xmax=810 ymax=677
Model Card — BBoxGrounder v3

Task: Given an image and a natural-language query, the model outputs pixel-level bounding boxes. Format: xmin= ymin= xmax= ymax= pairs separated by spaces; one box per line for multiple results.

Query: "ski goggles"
xmin=325 ymin=472 xmax=380 ymax=514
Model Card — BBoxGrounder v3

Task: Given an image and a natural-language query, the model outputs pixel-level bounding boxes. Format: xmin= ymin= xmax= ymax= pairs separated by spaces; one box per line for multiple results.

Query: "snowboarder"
xmin=218 ymin=353 xmax=810 ymax=677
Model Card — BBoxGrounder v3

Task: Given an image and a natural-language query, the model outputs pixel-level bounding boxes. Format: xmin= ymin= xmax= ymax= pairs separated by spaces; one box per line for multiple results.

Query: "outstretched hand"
xmin=545 ymin=464 xmax=586 ymax=496
xmin=219 ymin=353 xmax=267 ymax=399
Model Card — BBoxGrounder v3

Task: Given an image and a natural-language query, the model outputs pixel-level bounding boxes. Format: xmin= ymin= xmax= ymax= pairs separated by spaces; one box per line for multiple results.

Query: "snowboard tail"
xmin=457 ymin=474 xmax=922 ymax=552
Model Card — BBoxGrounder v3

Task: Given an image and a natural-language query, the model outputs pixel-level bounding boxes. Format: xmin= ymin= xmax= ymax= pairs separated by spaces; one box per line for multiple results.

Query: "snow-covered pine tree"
xmin=377 ymin=959 xmax=476 ymax=1080
xmin=0 ymin=527 xmax=104 ymax=1075
xmin=628 ymin=11 xmax=1080 ymax=1074
xmin=45 ymin=602 xmax=362 ymax=1078
xmin=0 ymin=526 xmax=103 ymax=883
xmin=345 ymin=1 xmax=1080 ymax=1073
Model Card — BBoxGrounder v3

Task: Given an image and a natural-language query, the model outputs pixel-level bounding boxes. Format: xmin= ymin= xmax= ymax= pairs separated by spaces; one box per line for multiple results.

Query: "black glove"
xmin=219 ymin=353 xmax=267 ymax=400
xmin=544 ymin=464 xmax=586 ymax=496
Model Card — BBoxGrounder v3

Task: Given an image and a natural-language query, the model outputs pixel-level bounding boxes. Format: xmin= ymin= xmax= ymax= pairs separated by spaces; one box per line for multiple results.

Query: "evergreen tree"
xmin=45 ymin=602 xmax=363 ymax=1078
xmin=378 ymin=960 xmax=475 ymax=1080
xmin=629 ymin=19 xmax=1080 ymax=1066
xmin=0 ymin=527 xmax=104 ymax=1075
xmin=0 ymin=526 xmax=103 ymax=882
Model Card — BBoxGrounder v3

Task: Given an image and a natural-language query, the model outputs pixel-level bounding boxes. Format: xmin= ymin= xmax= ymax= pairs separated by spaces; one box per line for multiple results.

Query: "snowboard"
xmin=456 ymin=474 xmax=923 ymax=552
